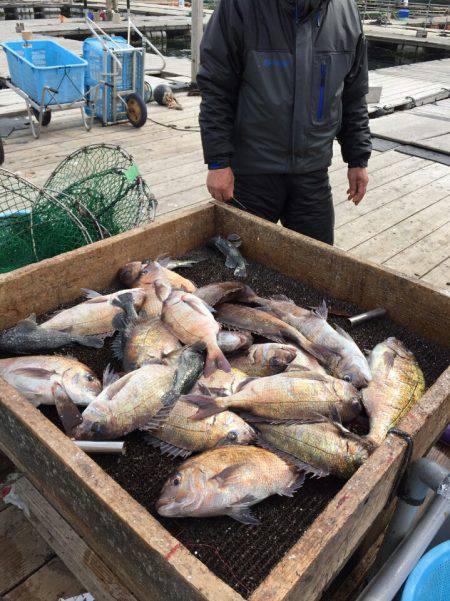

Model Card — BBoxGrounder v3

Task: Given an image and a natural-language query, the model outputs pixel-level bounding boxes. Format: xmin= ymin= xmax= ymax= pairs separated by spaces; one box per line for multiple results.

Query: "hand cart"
xmin=83 ymin=16 xmax=164 ymax=128
xmin=1 ymin=40 xmax=94 ymax=139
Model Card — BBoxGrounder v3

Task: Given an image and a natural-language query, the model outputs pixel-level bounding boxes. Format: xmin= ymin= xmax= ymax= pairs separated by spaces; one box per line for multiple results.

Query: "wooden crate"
xmin=0 ymin=202 xmax=448 ymax=601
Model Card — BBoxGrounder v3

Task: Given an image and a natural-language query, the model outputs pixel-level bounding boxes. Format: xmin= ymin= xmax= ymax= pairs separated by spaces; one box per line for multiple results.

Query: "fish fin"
xmin=256 ymin=435 xmax=328 ymax=477
xmin=154 ymin=279 xmax=172 ymax=302
xmin=81 ymin=288 xmax=102 ymax=299
xmin=74 ymin=334 xmax=105 ymax=349
xmin=235 ymin=285 xmax=260 ymax=304
xmin=227 ymin=233 xmax=242 ymax=247
xmin=283 ymin=472 xmax=307 ymax=496
xmin=287 ymin=370 xmax=329 ymax=382
xmin=204 ymin=347 xmax=231 ymax=377
xmin=314 ymin=299 xmax=328 ymax=321
xmin=225 ymin=255 xmax=238 ymax=269
xmin=112 ymin=292 xmax=138 ymax=320
xmin=15 ymin=315 xmax=38 ymax=332
xmin=103 ymin=364 xmax=119 ymax=388
xmin=156 ymin=254 xmax=171 ymax=268
xmin=227 ymin=507 xmax=261 ymax=525
xmin=142 ymin=402 xmax=177 ymax=431
xmin=212 ymin=463 xmax=246 ymax=487
xmin=304 ymin=342 xmax=339 ymax=364
xmin=240 ymin=413 xmax=322 ymax=426
xmin=111 ymin=333 xmax=124 ymax=360
xmin=230 ymin=493 xmax=257 ymax=506
xmin=235 ymin=377 xmax=258 ymax=393
xmin=182 ymin=394 xmax=225 ymax=420
xmin=384 ymin=337 xmax=411 ymax=359
xmin=233 ymin=264 xmax=247 ymax=278
xmin=9 ymin=367 xmax=55 ymax=379
xmin=144 ymin=435 xmax=192 ymax=458
xmin=52 ymin=383 xmax=83 ymax=437
xmin=334 ymin=324 xmax=355 ymax=343
xmin=103 ymin=372 xmax=134 ymax=400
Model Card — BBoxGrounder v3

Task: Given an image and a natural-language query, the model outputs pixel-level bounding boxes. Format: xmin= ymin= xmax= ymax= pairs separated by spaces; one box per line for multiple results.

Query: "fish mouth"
xmin=155 ymin=498 xmax=178 ymax=516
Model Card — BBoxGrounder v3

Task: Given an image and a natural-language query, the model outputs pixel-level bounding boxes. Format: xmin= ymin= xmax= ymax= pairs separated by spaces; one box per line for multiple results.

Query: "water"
xmin=162 ymin=38 xmax=449 ymax=70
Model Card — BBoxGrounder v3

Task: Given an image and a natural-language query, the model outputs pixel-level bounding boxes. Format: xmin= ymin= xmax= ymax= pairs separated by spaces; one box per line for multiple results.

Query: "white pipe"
xmin=357 ymin=493 xmax=450 ymax=601
xmin=75 ymin=441 xmax=124 ymax=454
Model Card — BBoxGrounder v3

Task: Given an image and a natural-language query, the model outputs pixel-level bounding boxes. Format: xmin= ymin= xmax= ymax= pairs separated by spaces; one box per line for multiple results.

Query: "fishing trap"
xmin=0 ymin=144 xmax=157 ymax=273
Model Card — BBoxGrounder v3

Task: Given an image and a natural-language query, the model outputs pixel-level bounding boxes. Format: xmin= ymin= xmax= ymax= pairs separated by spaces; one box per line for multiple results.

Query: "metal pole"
xmin=191 ymin=0 xmax=204 ymax=83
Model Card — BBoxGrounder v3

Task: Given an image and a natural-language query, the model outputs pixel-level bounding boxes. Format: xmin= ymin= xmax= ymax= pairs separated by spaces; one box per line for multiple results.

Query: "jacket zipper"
xmin=317 ymin=61 xmax=327 ymax=121
xmin=291 ymin=1 xmax=300 ymax=164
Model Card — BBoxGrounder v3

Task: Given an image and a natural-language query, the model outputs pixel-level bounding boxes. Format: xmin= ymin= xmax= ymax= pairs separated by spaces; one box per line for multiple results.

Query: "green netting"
xmin=0 ymin=144 xmax=157 ymax=274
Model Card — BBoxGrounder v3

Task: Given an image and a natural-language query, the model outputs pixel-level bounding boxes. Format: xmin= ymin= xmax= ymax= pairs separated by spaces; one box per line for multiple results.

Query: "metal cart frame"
xmin=4 ymin=79 xmax=95 ymax=139
xmin=85 ymin=16 xmax=163 ymax=127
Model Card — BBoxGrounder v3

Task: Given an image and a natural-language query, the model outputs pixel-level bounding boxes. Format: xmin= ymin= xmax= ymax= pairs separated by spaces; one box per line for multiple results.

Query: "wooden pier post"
xmin=191 ymin=0 xmax=204 ymax=83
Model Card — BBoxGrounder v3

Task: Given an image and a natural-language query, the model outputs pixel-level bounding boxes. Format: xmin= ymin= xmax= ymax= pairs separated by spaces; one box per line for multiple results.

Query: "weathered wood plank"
xmin=421 ymin=258 xmax=450 ymax=291
xmin=12 ymin=477 xmax=138 ymax=601
xmin=3 ymin=557 xmax=85 ymax=601
xmin=0 ymin=506 xmax=54 ymax=596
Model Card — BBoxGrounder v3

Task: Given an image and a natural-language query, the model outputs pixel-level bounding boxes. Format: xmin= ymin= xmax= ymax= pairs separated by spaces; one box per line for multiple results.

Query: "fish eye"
xmin=90 ymin=421 xmax=101 ymax=433
xmin=343 ymin=375 xmax=352 ymax=383
xmin=227 ymin=431 xmax=238 ymax=441
xmin=173 ymin=473 xmax=182 ymax=486
xmin=86 ymin=374 xmax=95 ymax=382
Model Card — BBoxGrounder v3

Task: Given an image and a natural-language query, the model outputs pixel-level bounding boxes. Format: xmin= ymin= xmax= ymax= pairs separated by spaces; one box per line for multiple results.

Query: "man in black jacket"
xmin=197 ymin=0 xmax=371 ymax=244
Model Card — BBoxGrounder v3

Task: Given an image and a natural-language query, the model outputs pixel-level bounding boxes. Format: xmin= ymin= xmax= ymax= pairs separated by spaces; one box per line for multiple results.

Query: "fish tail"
xmin=181 ymin=394 xmax=226 ymax=420
xmin=205 ymin=346 xmax=231 ymax=377
xmin=236 ymin=285 xmax=260 ymax=303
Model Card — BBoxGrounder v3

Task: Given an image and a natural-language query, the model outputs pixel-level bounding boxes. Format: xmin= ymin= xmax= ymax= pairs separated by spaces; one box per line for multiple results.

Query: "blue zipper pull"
xmin=316 ymin=9 xmax=321 ymax=27
xmin=317 ymin=61 xmax=327 ymax=121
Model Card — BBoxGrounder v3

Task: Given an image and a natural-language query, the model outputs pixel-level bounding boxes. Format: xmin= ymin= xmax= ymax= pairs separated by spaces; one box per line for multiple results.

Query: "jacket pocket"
xmin=310 ymin=52 xmax=352 ymax=128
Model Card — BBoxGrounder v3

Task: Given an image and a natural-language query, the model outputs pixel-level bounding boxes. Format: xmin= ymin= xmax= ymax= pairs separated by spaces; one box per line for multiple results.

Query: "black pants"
xmin=231 ymin=169 xmax=334 ymax=245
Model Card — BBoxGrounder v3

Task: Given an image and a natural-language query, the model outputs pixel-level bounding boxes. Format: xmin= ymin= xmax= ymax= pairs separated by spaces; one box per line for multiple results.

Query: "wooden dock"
xmin=0 ymin=83 xmax=448 ymax=293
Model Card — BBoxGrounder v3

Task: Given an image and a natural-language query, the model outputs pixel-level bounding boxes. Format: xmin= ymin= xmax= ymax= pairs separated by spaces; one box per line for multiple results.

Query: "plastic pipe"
xmin=346 ymin=308 xmax=387 ymax=327
xmin=356 ymin=492 xmax=450 ymax=601
xmin=377 ymin=458 xmax=449 ymax=560
xmin=75 ymin=441 xmax=124 ymax=454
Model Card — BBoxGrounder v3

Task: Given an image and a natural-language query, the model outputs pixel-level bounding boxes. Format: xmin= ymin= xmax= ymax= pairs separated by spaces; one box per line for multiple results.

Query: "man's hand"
xmin=347 ymin=167 xmax=369 ymax=205
xmin=207 ymin=167 xmax=234 ymax=202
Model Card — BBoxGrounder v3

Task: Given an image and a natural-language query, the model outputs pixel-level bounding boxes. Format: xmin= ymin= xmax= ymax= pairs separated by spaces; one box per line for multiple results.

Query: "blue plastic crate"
xmin=402 ymin=541 xmax=450 ymax=601
xmin=2 ymin=40 xmax=87 ymax=105
xmin=83 ymin=36 xmax=143 ymax=123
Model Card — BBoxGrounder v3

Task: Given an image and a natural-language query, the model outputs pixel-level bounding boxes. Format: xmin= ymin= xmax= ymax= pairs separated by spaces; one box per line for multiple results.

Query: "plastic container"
xmin=401 ymin=541 xmax=450 ymax=601
xmin=83 ymin=36 xmax=143 ymax=123
xmin=397 ymin=8 xmax=410 ymax=19
xmin=2 ymin=40 xmax=87 ymax=105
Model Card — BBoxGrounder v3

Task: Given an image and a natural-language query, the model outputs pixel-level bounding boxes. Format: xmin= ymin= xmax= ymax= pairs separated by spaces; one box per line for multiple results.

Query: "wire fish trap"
xmin=0 ymin=169 xmax=93 ymax=273
xmin=43 ymin=144 xmax=157 ymax=239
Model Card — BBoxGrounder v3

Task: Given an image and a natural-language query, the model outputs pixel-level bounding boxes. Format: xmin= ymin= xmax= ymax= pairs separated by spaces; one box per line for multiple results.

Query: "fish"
xmin=208 ymin=234 xmax=248 ymax=278
xmin=0 ymin=355 xmax=102 ymax=407
xmin=256 ymin=421 xmax=371 ymax=479
xmin=193 ymin=367 xmax=249 ymax=397
xmin=0 ymin=315 xmax=104 ymax=354
xmin=215 ymin=303 xmax=319 ymax=356
xmin=55 ymin=346 xmax=205 ymax=440
xmin=230 ymin=343 xmax=298 ymax=377
xmin=40 ymin=289 xmax=146 ymax=336
xmin=217 ymin=330 xmax=254 ymax=354
xmin=118 ymin=258 xmax=196 ymax=293
xmin=195 ymin=281 xmax=248 ymax=307
xmin=112 ymin=310 xmax=181 ymax=372
xmin=165 ymin=257 xmax=206 ymax=270
xmin=156 ymin=445 xmax=304 ymax=524
xmin=156 ymin=280 xmax=230 ymax=376
xmin=362 ymin=338 xmax=425 ymax=446
xmin=146 ymin=402 xmax=256 ymax=458
xmin=239 ymin=290 xmax=371 ymax=388
xmin=184 ymin=370 xmax=361 ymax=423
xmin=286 ymin=348 xmax=327 ymax=374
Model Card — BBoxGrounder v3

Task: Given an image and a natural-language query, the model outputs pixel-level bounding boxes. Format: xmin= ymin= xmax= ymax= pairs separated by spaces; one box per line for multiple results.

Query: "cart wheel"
xmin=126 ymin=94 xmax=147 ymax=128
xmin=144 ymin=81 xmax=152 ymax=104
xmin=32 ymin=108 xmax=52 ymax=127
xmin=0 ymin=139 xmax=4 ymax=166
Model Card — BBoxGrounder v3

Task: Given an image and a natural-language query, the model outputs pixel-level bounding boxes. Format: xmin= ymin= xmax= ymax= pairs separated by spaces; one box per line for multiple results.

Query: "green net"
xmin=0 ymin=144 xmax=157 ymax=274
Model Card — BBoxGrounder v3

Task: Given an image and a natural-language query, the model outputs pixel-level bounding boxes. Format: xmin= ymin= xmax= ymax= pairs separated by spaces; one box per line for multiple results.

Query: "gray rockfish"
xmin=0 ymin=315 xmax=104 ymax=354
xmin=208 ymin=234 xmax=248 ymax=278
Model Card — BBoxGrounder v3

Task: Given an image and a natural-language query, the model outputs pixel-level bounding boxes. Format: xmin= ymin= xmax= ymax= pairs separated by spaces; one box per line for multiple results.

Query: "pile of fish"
xmin=0 ymin=240 xmax=426 ymax=525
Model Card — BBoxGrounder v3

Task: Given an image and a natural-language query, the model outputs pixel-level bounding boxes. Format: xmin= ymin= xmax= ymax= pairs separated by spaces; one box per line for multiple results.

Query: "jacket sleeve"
xmin=337 ymin=34 xmax=372 ymax=168
xmin=197 ymin=0 xmax=244 ymax=168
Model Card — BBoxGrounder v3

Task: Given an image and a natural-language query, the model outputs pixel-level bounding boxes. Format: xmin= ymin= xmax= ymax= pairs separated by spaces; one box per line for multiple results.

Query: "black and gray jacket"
xmin=197 ymin=0 xmax=372 ymax=174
